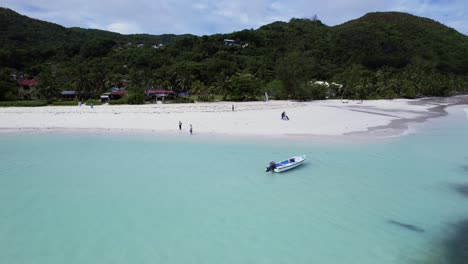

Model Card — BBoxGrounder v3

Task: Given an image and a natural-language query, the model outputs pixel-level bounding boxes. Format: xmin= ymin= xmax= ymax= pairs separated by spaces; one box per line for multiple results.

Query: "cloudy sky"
xmin=1 ymin=0 xmax=466 ymax=35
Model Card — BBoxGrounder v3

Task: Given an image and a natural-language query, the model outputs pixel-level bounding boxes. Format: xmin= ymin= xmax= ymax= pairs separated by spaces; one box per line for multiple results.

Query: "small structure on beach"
xmin=310 ymin=81 xmax=343 ymax=98
xmin=178 ymin=92 xmax=190 ymax=97
xmin=60 ymin=90 xmax=77 ymax=100
xmin=100 ymin=92 xmax=111 ymax=102
xmin=110 ymin=89 xmax=127 ymax=100
xmin=146 ymin=89 xmax=177 ymax=101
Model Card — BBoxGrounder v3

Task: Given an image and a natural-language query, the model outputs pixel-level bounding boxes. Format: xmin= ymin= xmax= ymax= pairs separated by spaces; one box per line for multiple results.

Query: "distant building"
xmin=60 ymin=90 xmax=77 ymax=99
xmin=120 ymin=79 xmax=130 ymax=88
xmin=136 ymin=44 xmax=145 ymax=48
xmin=311 ymin=81 xmax=343 ymax=98
xmin=146 ymin=89 xmax=176 ymax=101
xmin=178 ymin=92 xmax=190 ymax=97
xmin=224 ymin=39 xmax=235 ymax=46
xmin=110 ymin=89 xmax=127 ymax=100
xmin=17 ymin=79 xmax=39 ymax=99
xmin=312 ymin=81 xmax=342 ymax=88
xmin=152 ymin=44 xmax=165 ymax=49
xmin=100 ymin=92 xmax=111 ymax=102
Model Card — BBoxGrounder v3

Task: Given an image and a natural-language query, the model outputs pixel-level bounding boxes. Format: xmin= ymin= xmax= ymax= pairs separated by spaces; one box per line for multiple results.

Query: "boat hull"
xmin=267 ymin=155 xmax=306 ymax=173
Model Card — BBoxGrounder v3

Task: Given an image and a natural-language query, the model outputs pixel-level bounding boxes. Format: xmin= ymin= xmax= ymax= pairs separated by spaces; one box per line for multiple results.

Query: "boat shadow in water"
xmin=387 ymin=220 xmax=425 ymax=233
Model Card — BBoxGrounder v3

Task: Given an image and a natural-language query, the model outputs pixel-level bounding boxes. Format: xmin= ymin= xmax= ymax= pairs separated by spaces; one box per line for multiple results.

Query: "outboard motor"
xmin=265 ymin=161 xmax=276 ymax=172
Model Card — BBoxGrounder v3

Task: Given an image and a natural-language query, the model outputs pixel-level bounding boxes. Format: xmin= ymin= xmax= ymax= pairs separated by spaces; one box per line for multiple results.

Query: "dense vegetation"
xmin=1 ymin=7 xmax=467 ymax=103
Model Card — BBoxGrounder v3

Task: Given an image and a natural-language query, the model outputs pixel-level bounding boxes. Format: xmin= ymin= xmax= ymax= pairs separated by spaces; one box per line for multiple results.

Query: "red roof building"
xmin=17 ymin=79 xmax=39 ymax=99
xmin=110 ymin=89 xmax=127 ymax=100
xmin=146 ymin=89 xmax=176 ymax=96
xmin=18 ymin=79 xmax=39 ymax=86
xmin=111 ymin=90 xmax=128 ymax=96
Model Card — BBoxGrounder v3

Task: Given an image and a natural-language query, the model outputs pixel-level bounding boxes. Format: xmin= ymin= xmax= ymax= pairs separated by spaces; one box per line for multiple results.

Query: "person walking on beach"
xmin=179 ymin=121 xmax=182 ymax=130
xmin=189 ymin=124 xmax=193 ymax=135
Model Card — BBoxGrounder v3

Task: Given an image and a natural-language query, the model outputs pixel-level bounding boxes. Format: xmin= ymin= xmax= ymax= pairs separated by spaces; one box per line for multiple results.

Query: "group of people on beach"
xmin=179 ymin=121 xmax=192 ymax=135
xmin=178 ymin=106 xmax=289 ymax=136
xmin=77 ymin=101 xmax=93 ymax=109
xmin=178 ymin=104 xmax=236 ymax=136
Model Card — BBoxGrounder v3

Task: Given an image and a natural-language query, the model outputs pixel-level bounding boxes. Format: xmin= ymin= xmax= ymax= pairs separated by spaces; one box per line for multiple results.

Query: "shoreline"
xmin=0 ymin=96 xmax=466 ymax=141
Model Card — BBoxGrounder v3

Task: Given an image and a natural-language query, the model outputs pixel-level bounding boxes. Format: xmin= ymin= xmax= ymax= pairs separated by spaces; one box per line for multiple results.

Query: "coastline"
xmin=0 ymin=96 xmax=466 ymax=140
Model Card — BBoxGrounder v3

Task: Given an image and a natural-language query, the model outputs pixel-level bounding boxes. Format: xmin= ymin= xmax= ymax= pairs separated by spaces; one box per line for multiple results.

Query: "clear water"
xmin=0 ymin=107 xmax=467 ymax=264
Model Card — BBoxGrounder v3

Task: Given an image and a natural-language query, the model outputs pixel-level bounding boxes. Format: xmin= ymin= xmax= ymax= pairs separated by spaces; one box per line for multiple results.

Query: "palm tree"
xmin=176 ymin=72 xmax=194 ymax=92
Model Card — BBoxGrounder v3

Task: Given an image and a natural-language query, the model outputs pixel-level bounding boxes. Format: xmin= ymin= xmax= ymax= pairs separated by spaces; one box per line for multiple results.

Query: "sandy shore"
xmin=0 ymin=97 xmax=466 ymax=138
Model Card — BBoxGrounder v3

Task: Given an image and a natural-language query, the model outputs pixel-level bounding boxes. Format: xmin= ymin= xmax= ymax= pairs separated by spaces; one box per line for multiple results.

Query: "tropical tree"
xmin=126 ymin=85 xmax=145 ymax=104
xmin=0 ymin=68 xmax=17 ymax=101
xmin=190 ymin=80 xmax=205 ymax=95
xmin=276 ymin=52 xmax=309 ymax=99
xmin=226 ymin=73 xmax=261 ymax=101
xmin=37 ymin=67 xmax=60 ymax=102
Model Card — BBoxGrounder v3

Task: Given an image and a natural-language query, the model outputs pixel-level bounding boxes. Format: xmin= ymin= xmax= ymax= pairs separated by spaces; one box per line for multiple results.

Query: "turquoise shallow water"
xmin=0 ymin=107 xmax=467 ymax=264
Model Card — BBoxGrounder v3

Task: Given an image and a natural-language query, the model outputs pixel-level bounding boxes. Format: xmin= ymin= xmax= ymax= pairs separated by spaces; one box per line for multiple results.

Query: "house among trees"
xmin=120 ymin=79 xmax=130 ymax=88
xmin=152 ymin=44 xmax=165 ymax=49
xmin=17 ymin=79 xmax=39 ymax=99
xmin=110 ymin=88 xmax=127 ymax=100
xmin=100 ymin=92 xmax=111 ymax=102
xmin=99 ymin=87 xmax=127 ymax=102
xmin=224 ymin=39 xmax=235 ymax=46
xmin=60 ymin=90 xmax=77 ymax=99
xmin=146 ymin=89 xmax=176 ymax=101
xmin=311 ymin=81 xmax=343 ymax=98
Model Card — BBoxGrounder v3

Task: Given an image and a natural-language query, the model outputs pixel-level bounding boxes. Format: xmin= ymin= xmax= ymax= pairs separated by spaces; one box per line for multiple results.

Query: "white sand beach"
xmin=0 ymin=98 xmax=463 ymax=138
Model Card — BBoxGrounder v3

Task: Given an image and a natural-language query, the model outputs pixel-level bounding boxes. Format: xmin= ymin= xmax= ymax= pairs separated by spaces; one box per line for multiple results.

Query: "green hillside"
xmin=0 ymin=7 xmax=467 ymax=102
xmin=331 ymin=12 xmax=468 ymax=73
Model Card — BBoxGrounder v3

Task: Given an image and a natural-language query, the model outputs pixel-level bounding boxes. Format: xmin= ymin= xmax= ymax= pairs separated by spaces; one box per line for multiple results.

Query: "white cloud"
xmin=270 ymin=1 xmax=281 ymax=11
xmin=193 ymin=3 xmax=207 ymax=10
xmin=107 ymin=22 xmax=141 ymax=34
xmin=0 ymin=0 xmax=466 ymax=35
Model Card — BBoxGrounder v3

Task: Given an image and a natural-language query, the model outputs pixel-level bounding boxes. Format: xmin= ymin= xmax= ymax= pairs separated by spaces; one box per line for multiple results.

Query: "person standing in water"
xmin=189 ymin=124 xmax=193 ymax=135
xmin=179 ymin=121 xmax=182 ymax=130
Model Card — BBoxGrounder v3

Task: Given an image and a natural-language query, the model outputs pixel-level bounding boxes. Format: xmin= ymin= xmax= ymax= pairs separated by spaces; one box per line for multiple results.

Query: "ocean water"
xmin=0 ymin=107 xmax=467 ymax=264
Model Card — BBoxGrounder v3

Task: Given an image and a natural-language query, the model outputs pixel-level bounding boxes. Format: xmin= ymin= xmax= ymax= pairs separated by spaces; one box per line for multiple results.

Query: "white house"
xmin=224 ymin=39 xmax=235 ymax=46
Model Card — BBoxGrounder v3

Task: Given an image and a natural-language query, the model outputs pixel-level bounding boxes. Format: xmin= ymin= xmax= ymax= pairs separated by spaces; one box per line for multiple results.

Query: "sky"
xmin=0 ymin=0 xmax=466 ymax=36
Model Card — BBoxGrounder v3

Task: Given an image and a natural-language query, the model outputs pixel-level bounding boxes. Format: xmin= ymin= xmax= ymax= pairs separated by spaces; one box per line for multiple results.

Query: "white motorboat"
xmin=265 ymin=155 xmax=307 ymax=173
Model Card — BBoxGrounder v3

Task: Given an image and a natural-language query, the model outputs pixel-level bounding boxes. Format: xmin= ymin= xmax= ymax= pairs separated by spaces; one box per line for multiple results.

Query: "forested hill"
xmin=332 ymin=12 xmax=468 ymax=73
xmin=1 ymin=7 xmax=467 ymax=102
xmin=0 ymin=8 xmax=189 ymax=50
